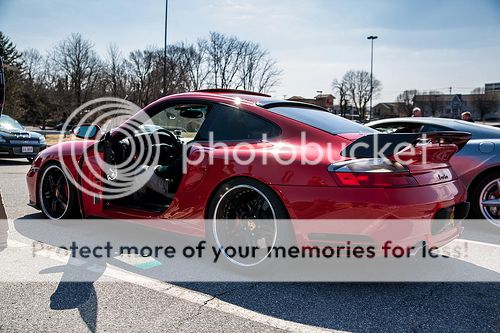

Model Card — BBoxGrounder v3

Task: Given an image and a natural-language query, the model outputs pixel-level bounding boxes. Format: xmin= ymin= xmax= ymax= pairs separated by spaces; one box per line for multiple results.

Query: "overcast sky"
xmin=2 ymin=0 xmax=500 ymax=103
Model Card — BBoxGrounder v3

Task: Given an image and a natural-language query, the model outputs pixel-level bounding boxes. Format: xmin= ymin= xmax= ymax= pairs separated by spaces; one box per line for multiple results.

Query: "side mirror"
xmin=73 ymin=124 xmax=100 ymax=139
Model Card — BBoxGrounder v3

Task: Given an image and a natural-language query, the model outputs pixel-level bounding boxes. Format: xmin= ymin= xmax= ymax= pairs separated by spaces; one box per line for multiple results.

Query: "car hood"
xmin=41 ymin=140 xmax=96 ymax=157
xmin=0 ymin=128 xmax=44 ymax=140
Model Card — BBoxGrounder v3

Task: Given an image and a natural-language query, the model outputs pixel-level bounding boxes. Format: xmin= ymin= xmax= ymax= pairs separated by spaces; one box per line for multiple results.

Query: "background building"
xmin=372 ymin=102 xmax=405 ymax=119
xmin=485 ymin=82 xmax=500 ymax=92
xmin=369 ymin=83 xmax=500 ymax=121
xmin=414 ymin=91 xmax=500 ymax=120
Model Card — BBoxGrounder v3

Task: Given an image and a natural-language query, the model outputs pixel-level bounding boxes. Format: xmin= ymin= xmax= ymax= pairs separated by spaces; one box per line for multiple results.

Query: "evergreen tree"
xmin=0 ymin=31 xmax=21 ymax=66
xmin=0 ymin=32 xmax=23 ymax=118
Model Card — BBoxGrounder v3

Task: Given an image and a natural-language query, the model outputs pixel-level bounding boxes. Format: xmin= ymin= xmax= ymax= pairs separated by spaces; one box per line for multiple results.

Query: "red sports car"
xmin=26 ymin=90 xmax=470 ymax=266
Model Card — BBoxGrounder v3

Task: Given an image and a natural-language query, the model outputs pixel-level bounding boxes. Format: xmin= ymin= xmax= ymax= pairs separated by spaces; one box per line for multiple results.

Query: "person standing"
xmin=412 ymin=107 xmax=422 ymax=117
xmin=461 ymin=111 xmax=474 ymax=122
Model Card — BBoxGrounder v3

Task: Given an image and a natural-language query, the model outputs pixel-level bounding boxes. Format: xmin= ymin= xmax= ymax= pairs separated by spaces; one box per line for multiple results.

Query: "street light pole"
xmin=163 ymin=0 xmax=169 ymax=96
xmin=0 ymin=57 xmax=5 ymax=115
xmin=367 ymin=35 xmax=378 ymax=120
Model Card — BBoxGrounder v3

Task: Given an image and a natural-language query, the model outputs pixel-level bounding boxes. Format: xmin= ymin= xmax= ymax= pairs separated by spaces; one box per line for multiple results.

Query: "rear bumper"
xmin=290 ymin=218 xmax=465 ymax=256
xmin=272 ymin=179 xmax=468 ymax=250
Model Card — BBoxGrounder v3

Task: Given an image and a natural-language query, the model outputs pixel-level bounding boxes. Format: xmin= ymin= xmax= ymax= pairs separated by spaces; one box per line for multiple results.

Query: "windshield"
xmin=0 ymin=115 xmax=24 ymax=131
xmin=267 ymin=106 xmax=376 ymax=135
xmin=148 ymin=104 xmax=207 ymax=138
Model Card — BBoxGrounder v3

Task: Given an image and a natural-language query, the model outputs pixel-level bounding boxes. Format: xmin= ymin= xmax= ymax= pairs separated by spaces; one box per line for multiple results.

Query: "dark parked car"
xmin=0 ymin=114 xmax=46 ymax=162
xmin=367 ymin=117 xmax=500 ymax=227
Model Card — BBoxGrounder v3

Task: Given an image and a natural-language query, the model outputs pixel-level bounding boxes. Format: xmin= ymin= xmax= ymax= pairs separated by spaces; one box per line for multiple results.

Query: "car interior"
xmin=103 ymin=103 xmax=209 ymax=212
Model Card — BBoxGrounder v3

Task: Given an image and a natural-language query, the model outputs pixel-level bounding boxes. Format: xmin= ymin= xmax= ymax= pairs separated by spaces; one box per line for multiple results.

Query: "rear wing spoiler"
xmin=341 ymin=131 xmax=472 ymax=159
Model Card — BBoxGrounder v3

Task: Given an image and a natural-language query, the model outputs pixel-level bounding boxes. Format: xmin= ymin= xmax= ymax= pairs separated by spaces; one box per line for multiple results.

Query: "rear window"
xmin=267 ymin=107 xmax=375 ymax=135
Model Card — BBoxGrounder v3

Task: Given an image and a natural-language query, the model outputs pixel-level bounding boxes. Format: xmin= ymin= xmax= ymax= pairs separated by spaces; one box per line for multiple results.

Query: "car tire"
xmin=206 ymin=177 xmax=294 ymax=271
xmin=470 ymin=171 xmax=500 ymax=228
xmin=38 ymin=163 xmax=78 ymax=220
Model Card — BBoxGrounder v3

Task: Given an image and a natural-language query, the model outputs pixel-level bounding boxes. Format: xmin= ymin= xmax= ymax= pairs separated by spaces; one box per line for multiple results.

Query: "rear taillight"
xmin=328 ymin=158 xmax=418 ymax=187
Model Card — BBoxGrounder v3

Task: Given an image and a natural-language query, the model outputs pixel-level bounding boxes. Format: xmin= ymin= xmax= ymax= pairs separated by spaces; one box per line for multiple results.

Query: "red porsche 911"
xmin=26 ymin=89 xmax=470 ymax=265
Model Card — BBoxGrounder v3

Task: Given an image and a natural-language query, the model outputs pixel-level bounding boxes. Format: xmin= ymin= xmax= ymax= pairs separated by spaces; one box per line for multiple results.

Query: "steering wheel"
xmin=153 ymin=128 xmax=182 ymax=151
xmin=131 ymin=128 xmax=182 ymax=164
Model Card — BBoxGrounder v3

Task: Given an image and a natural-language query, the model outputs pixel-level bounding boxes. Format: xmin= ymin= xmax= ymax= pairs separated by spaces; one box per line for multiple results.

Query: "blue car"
xmin=0 ymin=114 xmax=46 ymax=162
xmin=367 ymin=117 xmax=500 ymax=227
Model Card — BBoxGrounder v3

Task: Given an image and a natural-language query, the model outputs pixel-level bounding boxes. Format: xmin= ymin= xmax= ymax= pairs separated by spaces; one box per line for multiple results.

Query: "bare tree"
xmin=203 ymin=32 xmax=244 ymax=88
xmin=201 ymin=32 xmax=281 ymax=92
xmin=125 ymin=44 xmax=200 ymax=104
xmin=2 ymin=31 xmax=284 ymax=126
xmin=238 ymin=41 xmax=281 ymax=93
xmin=19 ymin=48 xmax=59 ymax=127
xmin=343 ymin=70 xmax=381 ymax=120
xmin=51 ymin=33 xmax=103 ymax=107
xmin=237 ymin=41 xmax=261 ymax=90
xmin=470 ymin=87 xmax=494 ymax=121
xmin=426 ymin=90 xmax=442 ymax=117
xmin=254 ymin=57 xmax=281 ymax=93
xmin=184 ymin=40 xmax=210 ymax=91
xmin=162 ymin=44 xmax=193 ymax=94
xmin=396 ymin=89 xmax=418 ymax=116
xmin=21 ymin=48 xmax=44 ymax=83
xmin=332 ymin=78 xmax=350 ymax=116
xmin=106 ymin=43 xmax=127 ymax=98
xmin=125 ymin=48 xmax=158 ymax=106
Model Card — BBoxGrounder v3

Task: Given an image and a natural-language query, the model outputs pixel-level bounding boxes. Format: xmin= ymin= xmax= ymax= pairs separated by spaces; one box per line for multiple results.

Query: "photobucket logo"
xmin=182 ymin=132 xmax=431 ymax=172
xmin=340 ymin=133 xmax=428 ymax=165
xmin=57 ymin=97 xmax=159 ymax=200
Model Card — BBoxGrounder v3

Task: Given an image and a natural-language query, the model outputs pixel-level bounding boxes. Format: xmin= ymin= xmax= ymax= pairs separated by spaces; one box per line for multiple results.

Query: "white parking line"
xmin=9 ymin=236 xmax=499 ymax=332
xmin=6 ymin=239 xmax=343 ymax=333
xmin=455 ymin=238 xmax=500 ymax=249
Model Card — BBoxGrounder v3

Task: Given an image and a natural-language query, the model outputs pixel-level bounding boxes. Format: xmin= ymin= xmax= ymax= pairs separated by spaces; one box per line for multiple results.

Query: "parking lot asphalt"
xmin=1 ymin=158 xmax=499 ymax=333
